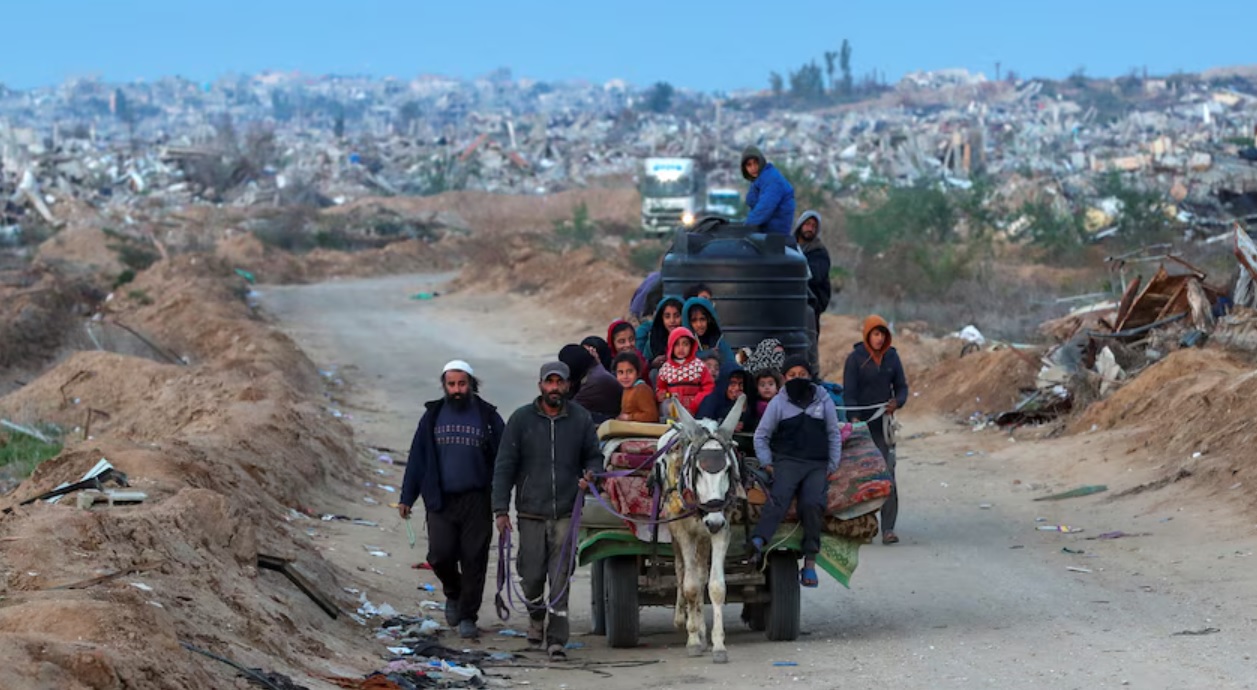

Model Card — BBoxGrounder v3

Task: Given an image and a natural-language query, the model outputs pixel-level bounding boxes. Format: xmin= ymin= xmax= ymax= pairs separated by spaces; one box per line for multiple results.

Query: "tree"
xmin=396 ymin=100 xmax=422 ymax=135
xmin=824 ymin=51 xmax=839 ymax=93
xmin=839 ymin=39 xmax=853 ymax=96
xmin=645 ymin=82 xmax=674 ymax=113
xmin=789 ymin=61 xmax=826 ymax=103
xmin=769 ymin=72 xmax=784 ymax=100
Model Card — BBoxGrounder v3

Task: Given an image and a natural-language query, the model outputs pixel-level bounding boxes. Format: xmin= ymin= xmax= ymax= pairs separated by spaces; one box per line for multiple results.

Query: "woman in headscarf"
xmin=580 ymin=335 xmax=614 ymax=372
xmin=743 ymin=338 xmax=785 ymax=377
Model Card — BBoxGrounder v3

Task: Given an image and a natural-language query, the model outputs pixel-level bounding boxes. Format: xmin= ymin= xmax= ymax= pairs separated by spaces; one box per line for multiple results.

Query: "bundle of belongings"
xmin=595 ymin=420 xmax=672 ymax=541
xmin=743 ymin=423 xmax=891 ymax=542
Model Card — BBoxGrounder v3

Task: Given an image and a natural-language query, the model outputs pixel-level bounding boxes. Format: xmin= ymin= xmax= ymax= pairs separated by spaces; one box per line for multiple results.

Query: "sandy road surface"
xmin=263 ymin=274 xmax=1257 ymax=690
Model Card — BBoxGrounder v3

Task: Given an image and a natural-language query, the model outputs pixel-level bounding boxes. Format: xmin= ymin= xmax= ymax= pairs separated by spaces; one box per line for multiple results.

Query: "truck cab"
xmin=640 ymin=158 xmax=706 ymax=234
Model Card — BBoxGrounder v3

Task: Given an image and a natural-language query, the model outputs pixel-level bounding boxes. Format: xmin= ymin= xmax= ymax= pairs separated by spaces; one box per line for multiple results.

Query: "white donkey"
xmin=655 ymin=395 xmax=746 ymax=664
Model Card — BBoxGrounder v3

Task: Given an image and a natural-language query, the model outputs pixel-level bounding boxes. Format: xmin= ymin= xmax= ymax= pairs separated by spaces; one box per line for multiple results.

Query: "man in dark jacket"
xmin=399 ymin=360 xmax=505 ymax=639
xmin=794 ymin=210 xmax=832 ymax=329
xmin=558 ymin=343 xmax=622 ymax=424
xmin=492 ymin=361 xmax=603 ymax=661
xmin=842 ymin=315 xmax=909 ymax=545
xmin=741 ymin=146 xmax=796 ymax=236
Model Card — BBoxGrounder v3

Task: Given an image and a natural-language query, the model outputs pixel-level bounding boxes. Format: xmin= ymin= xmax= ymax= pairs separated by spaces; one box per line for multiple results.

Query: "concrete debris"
xmin=2 ymin=70 xmax=1256 ymax=240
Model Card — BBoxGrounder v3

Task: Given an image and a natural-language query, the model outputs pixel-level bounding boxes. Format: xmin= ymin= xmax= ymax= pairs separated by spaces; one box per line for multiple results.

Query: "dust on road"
xmin=263 ymin=274 xmax=1257 ymax=690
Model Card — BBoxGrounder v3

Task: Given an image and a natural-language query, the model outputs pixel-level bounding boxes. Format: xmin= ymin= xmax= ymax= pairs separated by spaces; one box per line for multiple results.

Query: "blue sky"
xmin=3 ymin=0 xmax=1252 ymax=91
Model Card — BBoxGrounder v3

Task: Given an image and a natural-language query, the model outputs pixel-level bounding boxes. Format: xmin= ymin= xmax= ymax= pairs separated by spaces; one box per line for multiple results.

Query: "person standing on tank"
xmin=741 ymin=146 xmax=796 ymax=236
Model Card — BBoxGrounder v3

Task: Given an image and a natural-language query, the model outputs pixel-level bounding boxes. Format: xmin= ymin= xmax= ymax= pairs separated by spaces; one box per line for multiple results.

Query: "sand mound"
xmin=912 ymin=347 xmax=1041 ymax=416
xmin=1072 ymin=348 xmax=1257 ymax=458
xmin=329 ymin=188 xmax=640 ymax=236
xmin=817 ymin=314 xmax=955 ymax=384
xmin=451 ymin=236 xmax=640 ymax=328
xmin=0 ymin=253 xmax=369 ymax=688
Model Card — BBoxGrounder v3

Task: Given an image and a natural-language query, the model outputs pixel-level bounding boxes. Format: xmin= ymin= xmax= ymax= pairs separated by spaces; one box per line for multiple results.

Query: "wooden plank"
xmin=257 ymin=554 xmax=339 ymax=619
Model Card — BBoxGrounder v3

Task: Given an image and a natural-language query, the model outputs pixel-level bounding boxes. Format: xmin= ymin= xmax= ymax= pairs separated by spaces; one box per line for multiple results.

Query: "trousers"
xmin=426 ymin=491 xmax=492 ymax=623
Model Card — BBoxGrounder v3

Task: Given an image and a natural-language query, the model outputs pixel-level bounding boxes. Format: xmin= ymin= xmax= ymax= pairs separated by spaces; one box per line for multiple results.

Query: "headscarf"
xmin=558 ymin=344 xmax=596 ymax=396
xmin=744 ymin=338 xmax=785 ymax=376
xmin=581 ymin=336 xmax=614 ymax=372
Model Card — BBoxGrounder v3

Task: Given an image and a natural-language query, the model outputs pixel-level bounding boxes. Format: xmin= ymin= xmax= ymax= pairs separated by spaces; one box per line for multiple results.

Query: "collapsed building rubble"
xmin=992 ymin=225 xmax=1257 ymax=427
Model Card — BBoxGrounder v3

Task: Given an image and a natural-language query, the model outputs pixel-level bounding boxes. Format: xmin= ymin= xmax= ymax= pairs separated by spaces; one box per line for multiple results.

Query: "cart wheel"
xmin=765 ymin=553 xmax=801 ymax=641
xmin=590 ymin=559 xmax=606 ymax=635
xmin=742 ymin=602 xmax=767 ymax=632
xmin=604 ymin=555 xmax=640 ymax=648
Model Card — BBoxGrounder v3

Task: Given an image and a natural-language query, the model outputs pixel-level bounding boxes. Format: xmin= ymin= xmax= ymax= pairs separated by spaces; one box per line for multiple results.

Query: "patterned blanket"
xmin=747 ymin=425 xmax=892 ymax=525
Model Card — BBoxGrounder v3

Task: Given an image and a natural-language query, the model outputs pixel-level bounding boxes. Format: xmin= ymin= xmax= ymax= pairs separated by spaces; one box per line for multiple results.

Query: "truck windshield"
xmin=641 ymin=174 xmax=694 ymax=197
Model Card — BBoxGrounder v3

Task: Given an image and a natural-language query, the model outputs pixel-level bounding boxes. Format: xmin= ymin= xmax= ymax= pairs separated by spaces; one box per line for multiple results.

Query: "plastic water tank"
xmin=660 ymin=221 xmax=815 ymax=368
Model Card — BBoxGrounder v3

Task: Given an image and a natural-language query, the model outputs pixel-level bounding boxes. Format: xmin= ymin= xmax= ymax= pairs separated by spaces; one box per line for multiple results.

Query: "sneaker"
xmin=458 ymin=619 xmax=479 ymax=639
xmin=547 ymin=644 xmax=568 ymax=661
xmin=444 ymin=599 xmax=461 ymax=627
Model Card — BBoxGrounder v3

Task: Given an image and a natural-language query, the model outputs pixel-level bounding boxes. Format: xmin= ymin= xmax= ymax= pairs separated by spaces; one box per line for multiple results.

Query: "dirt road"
xmin=263 ymin=274 xmax=1257 ymax=689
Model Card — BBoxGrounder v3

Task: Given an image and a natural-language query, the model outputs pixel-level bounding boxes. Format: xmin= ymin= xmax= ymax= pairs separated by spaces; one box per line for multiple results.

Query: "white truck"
xmin=639 ymin=157 xmax=706 ymax=234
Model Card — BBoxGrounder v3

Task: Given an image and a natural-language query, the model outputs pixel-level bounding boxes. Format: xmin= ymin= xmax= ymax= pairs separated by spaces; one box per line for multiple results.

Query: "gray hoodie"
xmin=752 ymin=382 xmax=844 ymax=473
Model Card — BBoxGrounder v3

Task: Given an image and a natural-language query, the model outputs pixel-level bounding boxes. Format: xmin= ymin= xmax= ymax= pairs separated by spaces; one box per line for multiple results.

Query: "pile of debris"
xmin=990 ymin=225 xmax=1257 ymax=427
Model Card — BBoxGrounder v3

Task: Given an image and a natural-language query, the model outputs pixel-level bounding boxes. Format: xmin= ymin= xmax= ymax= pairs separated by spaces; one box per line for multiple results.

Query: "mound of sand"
xmin=912 ymin=347 xmax=1041 ymax=416
xmin=329 ymin=188 xmax=640 ymax=236
xmin=0 ymin=253 xmax=370 ymax=687
xmin=1073 ymin=348 xmax=1257 ymax=459
xmin=451 ymin=236 xmax=640 ymax=328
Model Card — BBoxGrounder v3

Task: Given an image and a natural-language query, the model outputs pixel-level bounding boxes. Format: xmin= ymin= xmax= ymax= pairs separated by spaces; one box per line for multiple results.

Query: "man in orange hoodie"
xmin=842 ymin=315 xmax=909 ymax=544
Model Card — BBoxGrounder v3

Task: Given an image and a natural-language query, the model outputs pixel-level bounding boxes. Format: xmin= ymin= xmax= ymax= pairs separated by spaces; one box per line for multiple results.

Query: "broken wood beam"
xmin=257 ymin=554 xmax=340 ymax=619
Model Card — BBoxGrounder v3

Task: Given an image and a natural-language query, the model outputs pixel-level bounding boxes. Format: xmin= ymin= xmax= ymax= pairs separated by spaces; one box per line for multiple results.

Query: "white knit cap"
xmin=442 ymin=359 xmax=474 ymax=376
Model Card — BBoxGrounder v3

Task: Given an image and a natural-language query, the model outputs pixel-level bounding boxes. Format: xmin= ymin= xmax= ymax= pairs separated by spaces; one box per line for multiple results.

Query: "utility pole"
xmin=995 ymin=61 xmax=1002 ymax=82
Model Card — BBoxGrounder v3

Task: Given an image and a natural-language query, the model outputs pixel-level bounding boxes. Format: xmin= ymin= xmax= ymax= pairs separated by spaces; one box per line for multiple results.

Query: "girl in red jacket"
xmin=654 ymin=327 xmax=715 ymax=416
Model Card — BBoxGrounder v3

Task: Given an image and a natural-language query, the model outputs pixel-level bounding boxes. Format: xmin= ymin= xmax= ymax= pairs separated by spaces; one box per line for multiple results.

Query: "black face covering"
xmin=785 ymin=378 xmax=814 ymax=406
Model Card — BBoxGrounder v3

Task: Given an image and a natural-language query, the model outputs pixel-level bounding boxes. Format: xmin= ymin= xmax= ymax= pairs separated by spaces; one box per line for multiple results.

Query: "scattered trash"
xmin=564 ymin=641 xmax=584 ymax=650
xmin=1037 ymin=525 xmax=1085 ymax=533
xmin=773 ymin=661 xmax=799 ymax=667
xmin=418 ymin=619 xmax=442 ymax=636
xmin=1066 ymin=566 xmax=1093 ymax=573
xmin=130 ymin=582 xmax=153 ymax=592
xmin=496 ymin=629 xmax=525 ymax=637
xmin=1033 ymin=485 xmax=1108 ymax=501
xmin=411 ymin=292 xmax=440 ymax=301
xmin=234 ymin=268 xmax=257 ymax=284
xmin=378 ymin=454 xmax=395 ymax=464
xmin=978 ymin=503 xmax=993 ymax=509
xmin=1062 ymin=547 xmax=1085 ymax=554
xmin=420 ymin=583 xmax=435 ymax=592
xmin=1172 ymin=627 xmax=1221 ymax=636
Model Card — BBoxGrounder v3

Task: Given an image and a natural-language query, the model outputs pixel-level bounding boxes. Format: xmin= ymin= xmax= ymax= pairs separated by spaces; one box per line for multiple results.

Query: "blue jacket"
xmin=400 ymin=396 xmax=505 ymax=513
xmin=744 ymin=163 xmax=796 ymax=235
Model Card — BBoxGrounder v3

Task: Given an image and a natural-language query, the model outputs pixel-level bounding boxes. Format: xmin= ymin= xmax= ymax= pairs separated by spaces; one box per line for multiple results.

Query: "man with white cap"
xmin=492 ymin=361 xmax=602 ymax=661
xmin=399 ymin=359 xmax=505 ymax=639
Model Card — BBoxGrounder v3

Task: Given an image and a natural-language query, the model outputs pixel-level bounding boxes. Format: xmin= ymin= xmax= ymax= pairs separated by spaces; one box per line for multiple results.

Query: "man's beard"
xmin=446 ymin=392 xmax=470 ymax=408
xmin=544 ymin=391 xmax=564 ymax=406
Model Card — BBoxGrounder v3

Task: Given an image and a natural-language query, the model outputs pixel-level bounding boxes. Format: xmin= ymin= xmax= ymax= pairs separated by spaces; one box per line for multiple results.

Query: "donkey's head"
xmin=668 ymin=395 xmax=746 ymax=534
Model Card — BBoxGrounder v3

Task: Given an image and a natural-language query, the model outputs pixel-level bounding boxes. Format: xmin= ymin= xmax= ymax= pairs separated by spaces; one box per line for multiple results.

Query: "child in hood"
xmin=654 ymin=327 xmax=715 ymax=417
xmin=682 ymin=297 xmax=736 ymax=368
xmin=643 ymin=296 xmax=685 ymax=365
xmin=614 ymin=352 xmax=659 ymax=423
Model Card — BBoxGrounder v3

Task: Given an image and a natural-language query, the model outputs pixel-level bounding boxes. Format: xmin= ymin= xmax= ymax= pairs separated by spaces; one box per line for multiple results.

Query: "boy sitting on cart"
xmin=748 ymin=355 xmax=843 ymax=588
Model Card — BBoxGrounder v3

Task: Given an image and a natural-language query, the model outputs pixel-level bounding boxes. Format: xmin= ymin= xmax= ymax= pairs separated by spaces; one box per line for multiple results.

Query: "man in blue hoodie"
xmin=399 ymin=360 xmax=506 ymax=639
xmin=742 ymin=146 xmax=796 ymax=236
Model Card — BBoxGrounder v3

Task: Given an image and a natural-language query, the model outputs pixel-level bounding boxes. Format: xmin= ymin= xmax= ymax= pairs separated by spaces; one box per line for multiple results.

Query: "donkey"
xmin=654 ymin=395 xmax=746 ymax=664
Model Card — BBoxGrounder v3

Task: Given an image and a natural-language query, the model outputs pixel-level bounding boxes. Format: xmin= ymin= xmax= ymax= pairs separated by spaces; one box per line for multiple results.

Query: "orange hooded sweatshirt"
xmin=655 ymin=327 xmax=715 ymax=415
xmin=862 ymin=315 xmax=892 ymax=365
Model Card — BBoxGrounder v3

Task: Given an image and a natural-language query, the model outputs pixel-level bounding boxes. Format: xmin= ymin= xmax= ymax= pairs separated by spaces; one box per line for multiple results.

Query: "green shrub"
xmin=0 ymin=426 xmax=63 ymax=479
xmin=554 ymin=202 xmax=596 ymax=247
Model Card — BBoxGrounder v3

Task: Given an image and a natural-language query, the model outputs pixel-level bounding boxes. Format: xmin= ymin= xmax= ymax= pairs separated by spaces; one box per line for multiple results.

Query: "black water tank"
xmin=661 ymin=222 xmax=815 ymax=369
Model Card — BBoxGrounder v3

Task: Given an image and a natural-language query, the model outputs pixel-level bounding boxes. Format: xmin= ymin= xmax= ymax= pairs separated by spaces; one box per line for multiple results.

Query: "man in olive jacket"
xmin=492 ymin=361 xmax=603 ymax=661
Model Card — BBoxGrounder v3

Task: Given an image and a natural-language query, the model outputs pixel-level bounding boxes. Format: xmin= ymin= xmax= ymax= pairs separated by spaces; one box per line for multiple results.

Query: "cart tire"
xmin=765 ymin=553 xmax=801 ymax=641
xmin=604 ymin=556 xmax=640 ymax=648
xmin=590 ymin=559 xmax=606 ymax=635
xmin=742 ymin=602 xmax=767 ymax=631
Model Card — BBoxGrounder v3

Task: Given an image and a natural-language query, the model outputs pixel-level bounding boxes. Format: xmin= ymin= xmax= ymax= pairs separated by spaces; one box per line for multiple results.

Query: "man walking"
xmin=842 ymin=316 xmax=909 ymax=544
xmin=741 ymin=146 xmax=796 ymax=235
xmin=493 ymin=361 xmax=603 ymax=661
xmin=399 ymin=360 xmax=505 ymax=638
